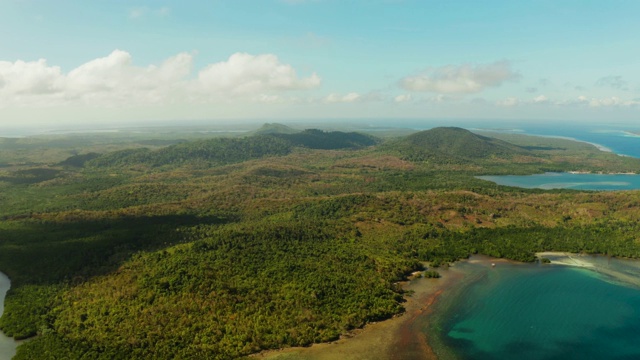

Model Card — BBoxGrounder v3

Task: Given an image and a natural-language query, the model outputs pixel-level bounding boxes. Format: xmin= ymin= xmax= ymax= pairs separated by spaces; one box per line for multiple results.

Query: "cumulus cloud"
xmin=422 ymin=94 xmax=456 ymax=104
xmin=197 ymin=53 xmax=320 ymax=95
xmin=496 ymin=97 xmax=519 ymax=107
xmin=532 ymin=95 xmax=549 ymax=104
xmin=554 ymin=95 xmax=640 ymax=108
xmin=394 ymin=94 xmax=412 ymax=103
xmin=0 ymin=59 xmax=64 ymax=96
xmin=400 ymin=61 xmax=518 ymax=94
xmin=0 ymin=50 xmax=321 ymax=108
xmin=587 ymin=96 xmax=638 ymax=107
xmin=324 ymin=92 xmax=361 ymax=103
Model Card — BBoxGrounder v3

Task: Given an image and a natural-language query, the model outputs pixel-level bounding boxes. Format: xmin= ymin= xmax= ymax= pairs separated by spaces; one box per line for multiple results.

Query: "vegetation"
xmin=1 ymin=125 xmax=640 ymax=359
xmin=424 ymin=270 xmax=441 ymax=278
xmin=388 ymin=127 xmax=531 ymax=162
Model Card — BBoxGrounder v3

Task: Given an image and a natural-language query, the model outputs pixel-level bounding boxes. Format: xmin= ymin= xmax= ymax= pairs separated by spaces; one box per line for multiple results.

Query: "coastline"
xmin=0 ymin=272 xmax=18 ymax=360
xmin=257 ymin=256 xmax=514 ymax=360
xmin=255 ymin=265 xmax=463 ymax=360
xmin=536 ymin=252 xmax=596 ymax=268
xmin=536 ymin=252 xmax=640 ymax=289
xmin=520 ymin=134 xmax=614 ymax=154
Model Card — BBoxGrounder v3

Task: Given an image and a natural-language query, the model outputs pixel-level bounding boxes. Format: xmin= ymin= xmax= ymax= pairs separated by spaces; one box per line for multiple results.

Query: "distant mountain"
xmin=273 ymin=129 xmax=379 ymax=150
xmin=88 ymin=136 xmax=292 ymax=168
xmin=87 ymin=129 xmax=379 ymax=168
xmin=251 ymin=123 xmax=300 ymax=135
xmin=389 ymin=127 xmax=530 ymax=162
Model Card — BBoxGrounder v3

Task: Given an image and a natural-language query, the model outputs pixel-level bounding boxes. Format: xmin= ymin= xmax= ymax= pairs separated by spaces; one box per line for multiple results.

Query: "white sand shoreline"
xmin=536 ymin=252 xmax=640 ymax=289
xmin=536 ymin=252 xmax=596 ymax=268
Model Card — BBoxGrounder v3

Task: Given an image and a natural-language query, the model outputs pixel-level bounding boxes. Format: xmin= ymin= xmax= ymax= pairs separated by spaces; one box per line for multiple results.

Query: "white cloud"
xmin=400 ymin=61 xmax=518 ymax=94
xmin=553 ymin=95 xmax=640 ymax=108
xmin=532 ymin=95 xmax=548 ymax=104
xmin=0 ymin=51 xmax=321 ymax=108
xmin=394 ymin=94 xmax=412 ymax=103
xmin=496 ymin=97 xmax=519 ymax=107
xmin=0 ymin=59 xmax=64 ymax=96
xmin=588 ymin=96 xmax=638 ymax=108
xmin=129 ymin=6 xmax=171 ymax=19
xmin=423 ymin=94 xmax=455 ymax=104
xmin=324 ymin=92 xmax=361 ymax=103
xmin=197 ymin=53 xmax=320 ymax=95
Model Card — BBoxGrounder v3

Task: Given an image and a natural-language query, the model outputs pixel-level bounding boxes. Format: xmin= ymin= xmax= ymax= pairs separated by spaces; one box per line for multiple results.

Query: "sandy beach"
xmin=536 ymin=252 xmax=596 ymax=268
xmin=536 ymin=252 xmax=640 ymax=288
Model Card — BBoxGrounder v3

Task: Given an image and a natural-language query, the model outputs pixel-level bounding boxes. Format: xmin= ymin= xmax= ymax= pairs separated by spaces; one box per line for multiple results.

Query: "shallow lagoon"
xmin=478 ymin=172 xmax=640 ymax=191
xmin=430 ymin=255 xmax=640 ymax=360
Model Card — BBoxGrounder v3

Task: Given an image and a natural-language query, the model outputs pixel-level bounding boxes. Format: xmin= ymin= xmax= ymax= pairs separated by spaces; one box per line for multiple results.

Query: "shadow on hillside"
xmin=0 ymin=214 xmax=237 ymax=287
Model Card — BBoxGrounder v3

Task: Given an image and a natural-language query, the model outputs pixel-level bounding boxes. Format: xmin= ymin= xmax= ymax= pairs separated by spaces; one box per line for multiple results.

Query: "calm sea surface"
xmin=471 ymin=123 xmax=640 ymax=190
xmin=477 ymin=173 xmax=640 ymax=191
xmin=430 ymin=257 xmax=640 ymax=360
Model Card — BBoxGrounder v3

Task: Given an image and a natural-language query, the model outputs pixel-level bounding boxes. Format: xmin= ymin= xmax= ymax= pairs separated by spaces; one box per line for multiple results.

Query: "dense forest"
xmin=1 ymin=125 xmax=640 ymax=359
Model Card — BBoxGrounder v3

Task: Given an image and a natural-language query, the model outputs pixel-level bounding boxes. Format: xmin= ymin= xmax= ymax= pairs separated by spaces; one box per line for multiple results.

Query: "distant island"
xmin=1 ymin=124 xmax=640 ymax=359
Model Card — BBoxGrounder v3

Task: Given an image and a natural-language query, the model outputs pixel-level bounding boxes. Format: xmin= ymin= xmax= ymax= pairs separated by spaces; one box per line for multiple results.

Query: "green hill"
xmin=88 ymin=135 xmax=293 ymax=168
xmin=274 ymin=129 xmax=379 ymax=150
xmin=251 ymin=123 xmax=300 ymax=135
xmin=88 ymin=130 xmax=378 ymax=168
xmin=389 ymin=127 xmax=530 ymax=162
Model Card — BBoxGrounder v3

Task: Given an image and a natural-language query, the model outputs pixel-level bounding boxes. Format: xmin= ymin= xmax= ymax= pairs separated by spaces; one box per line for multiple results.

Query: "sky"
xmin=1 ymin=0 xmax=639 ymax=128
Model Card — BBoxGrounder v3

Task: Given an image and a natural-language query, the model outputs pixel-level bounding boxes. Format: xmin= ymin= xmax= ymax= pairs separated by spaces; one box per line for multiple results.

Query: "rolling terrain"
xmin=1 ymin=125 xmax=640 ymax=359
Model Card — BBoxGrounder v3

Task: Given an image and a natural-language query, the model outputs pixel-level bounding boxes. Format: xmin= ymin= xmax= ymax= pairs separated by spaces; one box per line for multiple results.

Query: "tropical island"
xmin=1 ymin=124 xmax=640 ymax=359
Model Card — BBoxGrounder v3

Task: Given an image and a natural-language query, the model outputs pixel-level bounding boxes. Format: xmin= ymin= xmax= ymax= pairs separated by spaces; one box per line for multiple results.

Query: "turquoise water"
xmin=477 ymin=173 xmax=640 ymax=191
xmin=435 ymin=258 xmax=640 ymax=360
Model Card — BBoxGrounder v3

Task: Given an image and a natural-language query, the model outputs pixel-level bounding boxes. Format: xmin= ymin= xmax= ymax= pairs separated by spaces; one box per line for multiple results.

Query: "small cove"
xmin=428 ymin=255 xmax=640 ymax=360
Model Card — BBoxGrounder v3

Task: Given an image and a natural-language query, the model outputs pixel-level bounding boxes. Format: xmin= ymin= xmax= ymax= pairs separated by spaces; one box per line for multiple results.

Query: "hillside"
xmin=1 ymin=127 xmax=640 ymax=359
xmin=250 ymin=123 xmax=300 ymax=135
xmin=87 ymin=135 xmax=293 ymax=168
xmin=86 ymin=130 xmax=378 ymax=168
xmin=387 ymin=127 xmax=531 ymax=163
xmin=273 ymin=129 xmax=379 ymax=150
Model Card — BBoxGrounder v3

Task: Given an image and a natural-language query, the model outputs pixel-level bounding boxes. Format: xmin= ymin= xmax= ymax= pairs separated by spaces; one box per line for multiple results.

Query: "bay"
xmin=477 ymin=172 xmax=640 ymax=191
xmin=430 ymin=256 xmax=640 ymax=360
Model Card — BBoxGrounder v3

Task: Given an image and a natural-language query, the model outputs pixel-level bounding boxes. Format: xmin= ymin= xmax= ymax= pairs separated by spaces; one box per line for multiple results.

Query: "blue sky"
xmin=1 ymin=0 xmax=639 ymax=127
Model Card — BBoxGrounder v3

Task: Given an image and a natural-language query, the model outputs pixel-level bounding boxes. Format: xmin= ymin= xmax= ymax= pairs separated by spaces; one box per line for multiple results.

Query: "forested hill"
xmin=386 ymin=127 xmax=531 ymax=162
xmin=273 ymin=129 xmax=379 ymax=150
xmin=87 ymin=135 xmax=293 ymax=168
xmin=250 ymin=122 xmax=300 ymax=135
xmin=86 ymin=129 xmax=379 ymax=168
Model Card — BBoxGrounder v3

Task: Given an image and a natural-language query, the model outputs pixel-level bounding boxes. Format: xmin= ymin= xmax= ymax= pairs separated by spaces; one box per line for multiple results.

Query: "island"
xmin=1 ymin=124 xmax=640 ymax=359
